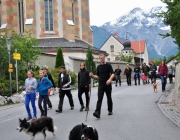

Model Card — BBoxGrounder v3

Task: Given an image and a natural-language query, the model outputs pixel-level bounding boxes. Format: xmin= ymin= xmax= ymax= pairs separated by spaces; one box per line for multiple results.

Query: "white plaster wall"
xmin=143 ymin=43 xmax=149 ymax=64
xmin=174 ymin=61 xmax=180 ymax=99
xmin=57 ymin=0 xmax=63 ymax=38
xmin=36 ymin=52 xmax=100 ymax=71
xmin=167 ymin=59 xmax=177 ymax=67
xmin=35 ymin=0 xmax=40 ymax=38
xmin=100 ymin=36 xmax=124 ymax=61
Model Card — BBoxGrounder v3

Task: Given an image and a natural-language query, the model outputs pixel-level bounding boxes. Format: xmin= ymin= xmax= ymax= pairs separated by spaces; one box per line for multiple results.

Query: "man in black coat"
xmin=78 ymin=62 xmax=90 ymax=111
xmin=56 ymin=66 xmax=74 ymax=113
xmin=114 ymin=65 xmax=122 ymax=87
xmin=124 ymin=64 xmax=132 ymax=86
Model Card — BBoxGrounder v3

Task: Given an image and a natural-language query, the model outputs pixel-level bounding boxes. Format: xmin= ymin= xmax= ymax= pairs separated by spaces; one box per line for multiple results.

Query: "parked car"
xmin=148 ymin=66 xmax=160 ymax=79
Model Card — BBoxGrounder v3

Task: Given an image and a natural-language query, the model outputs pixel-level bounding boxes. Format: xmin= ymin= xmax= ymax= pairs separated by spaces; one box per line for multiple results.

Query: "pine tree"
xmin=55 ymin=47 xmax=65 ymax=68
xmin=85 ymin=46 xmax=96 ymax=74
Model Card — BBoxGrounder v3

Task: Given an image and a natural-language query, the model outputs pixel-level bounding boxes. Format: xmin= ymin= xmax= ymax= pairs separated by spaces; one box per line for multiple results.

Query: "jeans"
xmin=25 ymin=93 xmax=36 ymax=117
xmin=160 ymin=76 xmax=167 ymax=91
xmin=38 ymin=95 xmax=48 ymax=116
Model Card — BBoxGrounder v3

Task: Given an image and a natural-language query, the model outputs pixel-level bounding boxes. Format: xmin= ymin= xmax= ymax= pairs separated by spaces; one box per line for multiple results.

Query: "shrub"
xmin=55 ymin=47 xmax=65 ymax=68
xmin=51 ymin=68 xmax=77 ymax=86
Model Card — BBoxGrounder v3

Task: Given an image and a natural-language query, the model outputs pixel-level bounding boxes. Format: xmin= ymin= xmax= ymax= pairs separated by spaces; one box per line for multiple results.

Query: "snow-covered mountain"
xmin=93 ymin=6 xmax=178 ymax=58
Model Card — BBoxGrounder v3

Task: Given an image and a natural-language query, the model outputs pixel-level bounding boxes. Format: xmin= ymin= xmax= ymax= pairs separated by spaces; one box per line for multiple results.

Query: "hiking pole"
xmin=85 ymin=66 xmax=92 ymax=122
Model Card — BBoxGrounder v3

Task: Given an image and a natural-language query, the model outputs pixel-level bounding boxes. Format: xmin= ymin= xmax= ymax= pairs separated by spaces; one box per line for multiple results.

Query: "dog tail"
xmin=54 ymin=126 xmax=57 ymax=131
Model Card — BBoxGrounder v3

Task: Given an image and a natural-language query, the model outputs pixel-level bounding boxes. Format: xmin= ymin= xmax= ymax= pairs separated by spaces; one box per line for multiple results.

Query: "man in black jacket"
xmin=56 ymin=66 xmax=74 ymax=113
xmin=90 ymin=54 xmax=115 ymax=119
xmin=124 ymin=64 xmax=132 ymax=86
xmin=114 ymin=65 xmax=122 ymax=87
xmin=43 ymin=66 xmax=56 ymax=110
xmin=78 ymin=62 xmax=90 ymax=112
xmin=149 ymin=62 xmax=157 ymax=83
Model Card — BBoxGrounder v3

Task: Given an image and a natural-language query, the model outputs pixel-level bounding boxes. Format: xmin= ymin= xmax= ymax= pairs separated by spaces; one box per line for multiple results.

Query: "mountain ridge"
xmin=92 ymin=6 xmax=178 ymax=59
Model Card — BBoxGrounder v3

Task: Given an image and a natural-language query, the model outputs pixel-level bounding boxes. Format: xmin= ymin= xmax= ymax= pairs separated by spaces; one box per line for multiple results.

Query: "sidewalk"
xmin=158 ymin=84 xmax=180 ymax=127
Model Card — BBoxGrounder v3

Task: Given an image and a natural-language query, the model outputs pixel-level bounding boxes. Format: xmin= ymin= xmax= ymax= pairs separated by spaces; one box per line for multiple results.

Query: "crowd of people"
xmin=114 ymin=61 xmax=175 ymax=92
xmin=23 ymin=54 xmax=175 ymax=120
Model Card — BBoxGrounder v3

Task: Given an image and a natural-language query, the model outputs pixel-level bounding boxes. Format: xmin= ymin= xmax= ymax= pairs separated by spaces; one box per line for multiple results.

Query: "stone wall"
xmin=172 ymin=61 xmax=180 ymax=109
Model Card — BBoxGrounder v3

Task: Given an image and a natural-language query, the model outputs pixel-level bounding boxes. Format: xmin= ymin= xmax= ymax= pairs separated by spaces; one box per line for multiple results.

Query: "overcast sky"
xmin=89 ymin=0 xmax=167 ymax=26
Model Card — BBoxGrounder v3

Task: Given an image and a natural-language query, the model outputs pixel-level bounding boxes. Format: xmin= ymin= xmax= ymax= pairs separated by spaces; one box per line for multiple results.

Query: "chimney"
xmin=114 ymin=32 xmax=118 ymax=38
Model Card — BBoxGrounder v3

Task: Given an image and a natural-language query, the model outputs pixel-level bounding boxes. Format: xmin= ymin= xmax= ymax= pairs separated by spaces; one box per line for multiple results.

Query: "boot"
xmin=80 ymin=105 xmax=85 ymax=112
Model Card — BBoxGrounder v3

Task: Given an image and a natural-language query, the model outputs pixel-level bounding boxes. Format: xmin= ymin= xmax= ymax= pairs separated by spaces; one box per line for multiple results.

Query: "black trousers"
xmin=134 ymin=76 xmax=140 ymax=85
xmin=115 ymin=75 xmax=121 ymax=85
xmin=126 ymin=74 xmax=131 ymax=85
xmin=38 ymin=95 xmax=48 ymax=116
xmin=151 ymin=72 xmax=156 ymax=82
xmin=168 ymin=74 xmax=173 ymax=83
xmin=58 ymin=90 xmax=74 ymax=110
xmin=47 ymin=97 xmax=52 ymax=108
xmin=78 ymin=86 xmax=89 ymax=107
xmin=95 ymin=85 xmax=113 ymax=115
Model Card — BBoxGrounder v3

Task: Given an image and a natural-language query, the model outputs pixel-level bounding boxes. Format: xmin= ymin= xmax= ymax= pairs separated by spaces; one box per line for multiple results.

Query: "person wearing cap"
xmin=56 ymin=66 xmax=74 ymax=113
xmin=124 ymin=64 xmax=132 ymax=86
xmin=42 ymin=65 xmax=56 ymax=110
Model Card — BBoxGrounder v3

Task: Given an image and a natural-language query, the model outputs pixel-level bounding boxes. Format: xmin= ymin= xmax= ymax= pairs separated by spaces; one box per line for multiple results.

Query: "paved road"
xmin=0 ymin=81 xmax=180 ymax=140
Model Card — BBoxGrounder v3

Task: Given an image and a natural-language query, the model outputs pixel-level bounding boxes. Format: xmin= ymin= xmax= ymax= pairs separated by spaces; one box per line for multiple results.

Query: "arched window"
xmin=18 ymin=0 xmax=24 ymax=33
xmin=44 ymin=0 xmax=53 ymax=31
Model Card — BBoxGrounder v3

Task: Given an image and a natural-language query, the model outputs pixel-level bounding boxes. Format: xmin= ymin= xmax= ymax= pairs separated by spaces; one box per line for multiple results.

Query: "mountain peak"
xmin=94 ymin=6 xmax=177 ymax=58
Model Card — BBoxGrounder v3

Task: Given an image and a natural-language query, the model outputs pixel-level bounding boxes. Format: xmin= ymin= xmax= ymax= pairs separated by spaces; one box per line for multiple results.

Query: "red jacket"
xmin=158 ymin=65 xmax=168 ymax=76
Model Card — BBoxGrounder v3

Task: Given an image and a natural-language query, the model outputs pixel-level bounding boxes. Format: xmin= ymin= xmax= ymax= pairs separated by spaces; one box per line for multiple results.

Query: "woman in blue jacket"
xmin=36 ymin=70 xmax=53 ymax=117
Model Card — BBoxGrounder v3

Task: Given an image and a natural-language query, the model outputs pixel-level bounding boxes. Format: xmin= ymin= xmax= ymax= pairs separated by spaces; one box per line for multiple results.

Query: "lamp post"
xmin=138 ymin=34 xmax=142 ymax=67
xmin=164 ymin=56 xmax=166 ymax=64
xmin=6 ymin=37 xmax=12 ymax=94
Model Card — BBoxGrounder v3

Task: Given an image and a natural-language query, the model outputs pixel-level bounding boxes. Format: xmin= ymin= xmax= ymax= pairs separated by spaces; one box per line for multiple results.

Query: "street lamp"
xmin=164 ymin=56 xmax=166 ymax=64
xmin=6 ymin=37 xmax=12 ymax=94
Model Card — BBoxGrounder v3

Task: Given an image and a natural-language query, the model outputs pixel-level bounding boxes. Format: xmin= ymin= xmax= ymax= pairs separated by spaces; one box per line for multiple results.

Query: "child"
xmin=141 ymin=73 xmax=147 ymax=85
xmin=36 ymin=70 xmax=53 ymax=117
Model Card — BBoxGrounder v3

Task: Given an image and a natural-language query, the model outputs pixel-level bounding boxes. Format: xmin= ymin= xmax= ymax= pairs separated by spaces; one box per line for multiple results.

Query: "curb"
xmin=158 ymin=84 xmax=180 ymax=127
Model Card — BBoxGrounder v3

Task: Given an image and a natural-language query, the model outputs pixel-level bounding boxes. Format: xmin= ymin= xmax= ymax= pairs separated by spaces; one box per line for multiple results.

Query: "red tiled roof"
xmin=131 ymin=40 xmax=145 ymax=53
xmin=113 ymin=36 xmax=124 ymax=44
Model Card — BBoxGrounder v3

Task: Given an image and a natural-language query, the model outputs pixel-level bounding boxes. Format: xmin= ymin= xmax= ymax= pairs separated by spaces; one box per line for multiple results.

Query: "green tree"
xmin=85 ymin=46 xmax=96 ymax=74
xmin=55 ymin=47 xmax=65 ymax=68
xmin=153 ymin=58 xmax=162 ymax=66
xmin=116 ymin=52 xmax=135 ymax=63
xmin=156 ymin=0 xmax=180 ymax=59
xmin=0 ymin=30 xmax=41 ymax=79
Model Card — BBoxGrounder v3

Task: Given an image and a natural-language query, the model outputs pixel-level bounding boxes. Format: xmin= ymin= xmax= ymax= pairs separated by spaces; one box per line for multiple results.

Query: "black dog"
xmin=69 ymin=123 xmax=98 ymax=140
xmin=17 ymin=116 xmax=57 ymax=140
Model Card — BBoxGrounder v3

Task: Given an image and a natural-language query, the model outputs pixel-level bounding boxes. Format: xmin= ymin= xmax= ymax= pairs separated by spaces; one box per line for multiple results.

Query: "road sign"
xmin=9 ymin=64 xmax=13 ymax=68
xmin=8 ymin=68 xmax=13 ymax=73
xmin=13 ymin=53 xmax=21 ymax=60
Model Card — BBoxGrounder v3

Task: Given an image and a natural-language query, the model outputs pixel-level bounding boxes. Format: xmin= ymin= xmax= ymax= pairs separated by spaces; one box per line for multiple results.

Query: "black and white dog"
xmin=17 ymin=116 xmax=57 ymax=140
xmin=69 ymin=123 xmax=98 ymax=140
